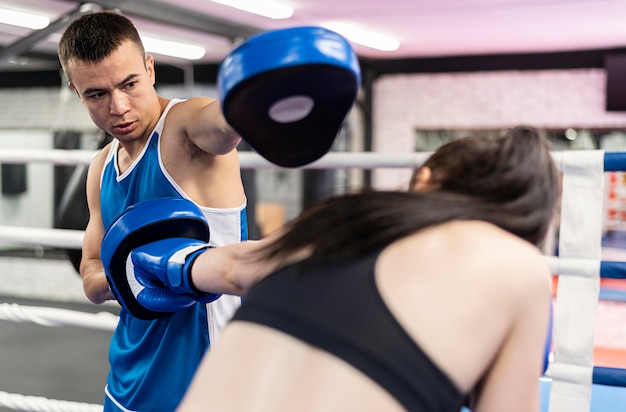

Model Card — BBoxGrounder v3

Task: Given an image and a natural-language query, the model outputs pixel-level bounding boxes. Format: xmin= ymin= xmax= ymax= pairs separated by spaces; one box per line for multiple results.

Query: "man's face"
xmin=67 ymin=40 xmax=158 ymax=143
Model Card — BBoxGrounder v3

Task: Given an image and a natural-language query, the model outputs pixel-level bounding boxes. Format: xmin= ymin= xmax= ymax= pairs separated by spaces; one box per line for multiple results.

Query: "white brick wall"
xmin=0 ymin=87 xmax=94 ymax=131
xmin=5 ymin=69 xmax=626 ymax=207
xmin=0 ymin=131 xmax=54 ymax=232
xmin=372 ymin=68 xmax=626 ymax=189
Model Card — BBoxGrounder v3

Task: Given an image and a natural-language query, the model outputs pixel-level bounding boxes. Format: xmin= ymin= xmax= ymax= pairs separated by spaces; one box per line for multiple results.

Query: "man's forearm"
xmin=81 ymin=259 xmax=114 ymax=304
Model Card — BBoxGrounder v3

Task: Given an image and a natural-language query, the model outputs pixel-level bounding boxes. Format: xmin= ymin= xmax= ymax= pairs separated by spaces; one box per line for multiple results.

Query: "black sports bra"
xmin=232 ymin=250 xmax=465 ymax=411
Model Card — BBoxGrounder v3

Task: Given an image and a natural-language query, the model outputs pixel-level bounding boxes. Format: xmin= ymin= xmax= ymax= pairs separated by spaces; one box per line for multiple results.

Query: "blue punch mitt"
xmin=218 ymin=26 xmax=361 ymax=168
xmin=100 ymin=198 xmax=217 ymax=320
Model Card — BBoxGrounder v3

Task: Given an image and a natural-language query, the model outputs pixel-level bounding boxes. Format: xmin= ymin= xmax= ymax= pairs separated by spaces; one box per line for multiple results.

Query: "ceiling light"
xmin=141 ymin=36 xmax=206 ymax=60
xmin=323 ymin=22 xmax=399 ymax=52
xmin=210 ymin=0 xmax=293 ymax=19
xmin=0 ymin=8 xmax=50 ymax=29
xmin=564 ymin=128 xmax=578 ymax=141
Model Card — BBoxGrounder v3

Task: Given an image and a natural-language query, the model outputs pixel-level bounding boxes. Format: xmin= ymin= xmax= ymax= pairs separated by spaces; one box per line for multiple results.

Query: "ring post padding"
xmin=603 ymin=152 xmax=626 ymax=172
xmin=593 ymin=366 xmax=626 ymax=387
xmin=547 ymin=150 xmax=604 ymax=412
xmin=599 ymin=261 xmax=626 ymax=279
xmin=545 ymin=256 xmax=626 ymax=280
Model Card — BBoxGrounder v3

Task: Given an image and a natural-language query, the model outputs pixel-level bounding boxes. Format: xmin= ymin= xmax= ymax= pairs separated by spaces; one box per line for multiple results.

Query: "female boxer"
xmin=177 ymin=125 xmax=559 ymax=412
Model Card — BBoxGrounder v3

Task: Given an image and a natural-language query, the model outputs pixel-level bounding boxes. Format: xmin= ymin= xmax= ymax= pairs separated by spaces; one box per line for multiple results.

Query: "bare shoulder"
xmin=449 ymin=220 xmax=540 ymax=253
xmin=167 ymin=96 xmax=217 ymax=124
xmin=450 ymin=220 xmax=546 ymax=259
xmin=169 ymin=96 xmax=215 ymax=112
xmin=161 ymin=97 xmax=210 ymax=149
xmin=402 ymin=220 xmax=551 ymax=291
xmin=86 ymin=142 xmax=112 ymax=180
xmin=447 ymin=221 xmax=552 ymax=293
xmin=163 ymin=95 xmax=239 ymax=157
xmin=92 ymin=141 xmax=112 ymax=164
xmin=84 ymin=142 xmax=114 ymax=210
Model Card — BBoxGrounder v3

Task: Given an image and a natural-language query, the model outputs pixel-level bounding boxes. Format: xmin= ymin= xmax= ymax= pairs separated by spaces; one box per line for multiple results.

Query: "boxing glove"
xmin=127 ymin=237 xmax=220 ymax=312
xmin=101 ymin=197 xmax=212 ymax=319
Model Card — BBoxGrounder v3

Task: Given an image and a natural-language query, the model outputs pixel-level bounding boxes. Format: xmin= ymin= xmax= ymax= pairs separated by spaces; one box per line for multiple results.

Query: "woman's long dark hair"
xmin=262 ymin=126 xmax=560 ymax=264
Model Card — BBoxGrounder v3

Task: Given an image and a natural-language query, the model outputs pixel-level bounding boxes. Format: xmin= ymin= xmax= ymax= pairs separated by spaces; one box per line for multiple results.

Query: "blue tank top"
xmin=100 ymin=99 xmax=248 ymax=411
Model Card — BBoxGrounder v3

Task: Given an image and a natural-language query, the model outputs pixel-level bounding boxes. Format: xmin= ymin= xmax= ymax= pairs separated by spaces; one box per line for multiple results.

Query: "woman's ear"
xmin=412 ymin=166 xmax=432 ymax=192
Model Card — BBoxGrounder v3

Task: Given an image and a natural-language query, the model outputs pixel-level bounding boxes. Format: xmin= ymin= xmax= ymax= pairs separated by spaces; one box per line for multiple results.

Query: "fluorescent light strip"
xmin=0 ymin=8 xmax=50 ymax=29
xmin=210 ymin=0 xmax=293 ymax=19
xmin=324 ymin=22 xmax=400 ymax=52
xmin=141 ymin=36 xmax=206 ymax=60
xmin=0 ymin=8 xmax=204 ymax=61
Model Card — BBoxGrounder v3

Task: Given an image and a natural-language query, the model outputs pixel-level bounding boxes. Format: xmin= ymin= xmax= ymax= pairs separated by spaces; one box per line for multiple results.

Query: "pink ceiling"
xmin=165 ymin=0 xmax=626 ymax=60
xmin=2 ymin=0 xmax=626 ymax=65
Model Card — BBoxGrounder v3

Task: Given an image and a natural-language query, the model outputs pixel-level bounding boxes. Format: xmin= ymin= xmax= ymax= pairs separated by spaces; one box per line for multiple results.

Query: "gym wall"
xmin=2 ymin=66 xmax=626 ymax=233
xmin=371 ymin=68 xmax=626 ymax=189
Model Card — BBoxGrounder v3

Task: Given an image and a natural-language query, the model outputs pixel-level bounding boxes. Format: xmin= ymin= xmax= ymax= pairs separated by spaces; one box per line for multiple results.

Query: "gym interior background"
xmin=0 ymin=0 xmax=626 ymax=409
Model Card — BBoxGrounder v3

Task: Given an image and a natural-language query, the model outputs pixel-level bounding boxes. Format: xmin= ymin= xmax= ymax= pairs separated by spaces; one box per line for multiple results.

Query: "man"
xmin=58 ymin=10 xmax=247 ymax=411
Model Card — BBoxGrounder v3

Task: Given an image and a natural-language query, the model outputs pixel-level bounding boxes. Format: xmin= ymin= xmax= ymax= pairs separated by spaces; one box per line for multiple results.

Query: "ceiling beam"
xmin=60 ymin=0 xmax=262 ymax=41
xmin=0 ymin=4 xmax=99 ymax=63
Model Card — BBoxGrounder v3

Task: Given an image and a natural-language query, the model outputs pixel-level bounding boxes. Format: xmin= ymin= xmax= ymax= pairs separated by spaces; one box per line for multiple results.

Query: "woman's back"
xmin=179 ymin=220 xmax=551 ymax=412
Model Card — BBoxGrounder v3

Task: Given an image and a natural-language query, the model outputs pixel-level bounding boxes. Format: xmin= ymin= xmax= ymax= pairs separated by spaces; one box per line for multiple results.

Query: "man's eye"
xmin=87 ymin=91 xmax=106 ymax=99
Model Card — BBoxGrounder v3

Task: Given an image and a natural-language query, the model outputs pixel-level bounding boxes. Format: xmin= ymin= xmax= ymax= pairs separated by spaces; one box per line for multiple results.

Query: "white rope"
xmin=0 ymin=223 xmax=614 ymax=273
xmin=0 ymin=148 xmax=434 ymax=169
xmin=238 ymin=151 xmax=433 ymax=169
xmin=0 ymin=391 xmax=102 ymax=412
xmin=0 ymin=303 xmax=118 ymax=331
xmin=0 ymin=147 xmax=592 ymax=170
xmin=0 ymin=226 xmax=83 ymax=249
xmin=0 ymin=149 xmax=96 ymax=166
xmin=0 ymin=223 xmax=619 ymax=277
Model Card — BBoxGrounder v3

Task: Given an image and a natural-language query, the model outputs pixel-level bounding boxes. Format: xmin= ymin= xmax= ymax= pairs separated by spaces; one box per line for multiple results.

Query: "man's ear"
xmin=145 ymin=55 xmax=156 ymax=85
xmin=68 ymin=81 xmax=82 ymax=100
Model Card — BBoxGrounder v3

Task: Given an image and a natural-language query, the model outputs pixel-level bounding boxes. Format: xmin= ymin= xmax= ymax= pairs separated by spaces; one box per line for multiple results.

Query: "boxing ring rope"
xmin=0 ymin=303 xmax=119 ymax=412
xmin=0 ymin=303 xmax=117 ymax=411
xmin=1 ymin=148 xmax=626 ymax=411
xmin=2 ymin=147 xmax=626 ymax=170
xmin=0 ymin=302 xmax=117 ymax=331
xmin=0 ymin=226 xmax=83 ymax=250
xmin=0 ymin=148 xmax=434 ymax=169
xmin=0 ymin=391 xmax=103 ymax=412
xmin=4 ymin=224 xmax=626 ymax=281
xmin=0 ymin=302 xmax=115 ymax=411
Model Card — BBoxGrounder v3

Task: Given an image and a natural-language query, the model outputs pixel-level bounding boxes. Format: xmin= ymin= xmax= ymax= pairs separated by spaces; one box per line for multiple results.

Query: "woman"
xmin=179 ymin=126 xmax=560 ymax=411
